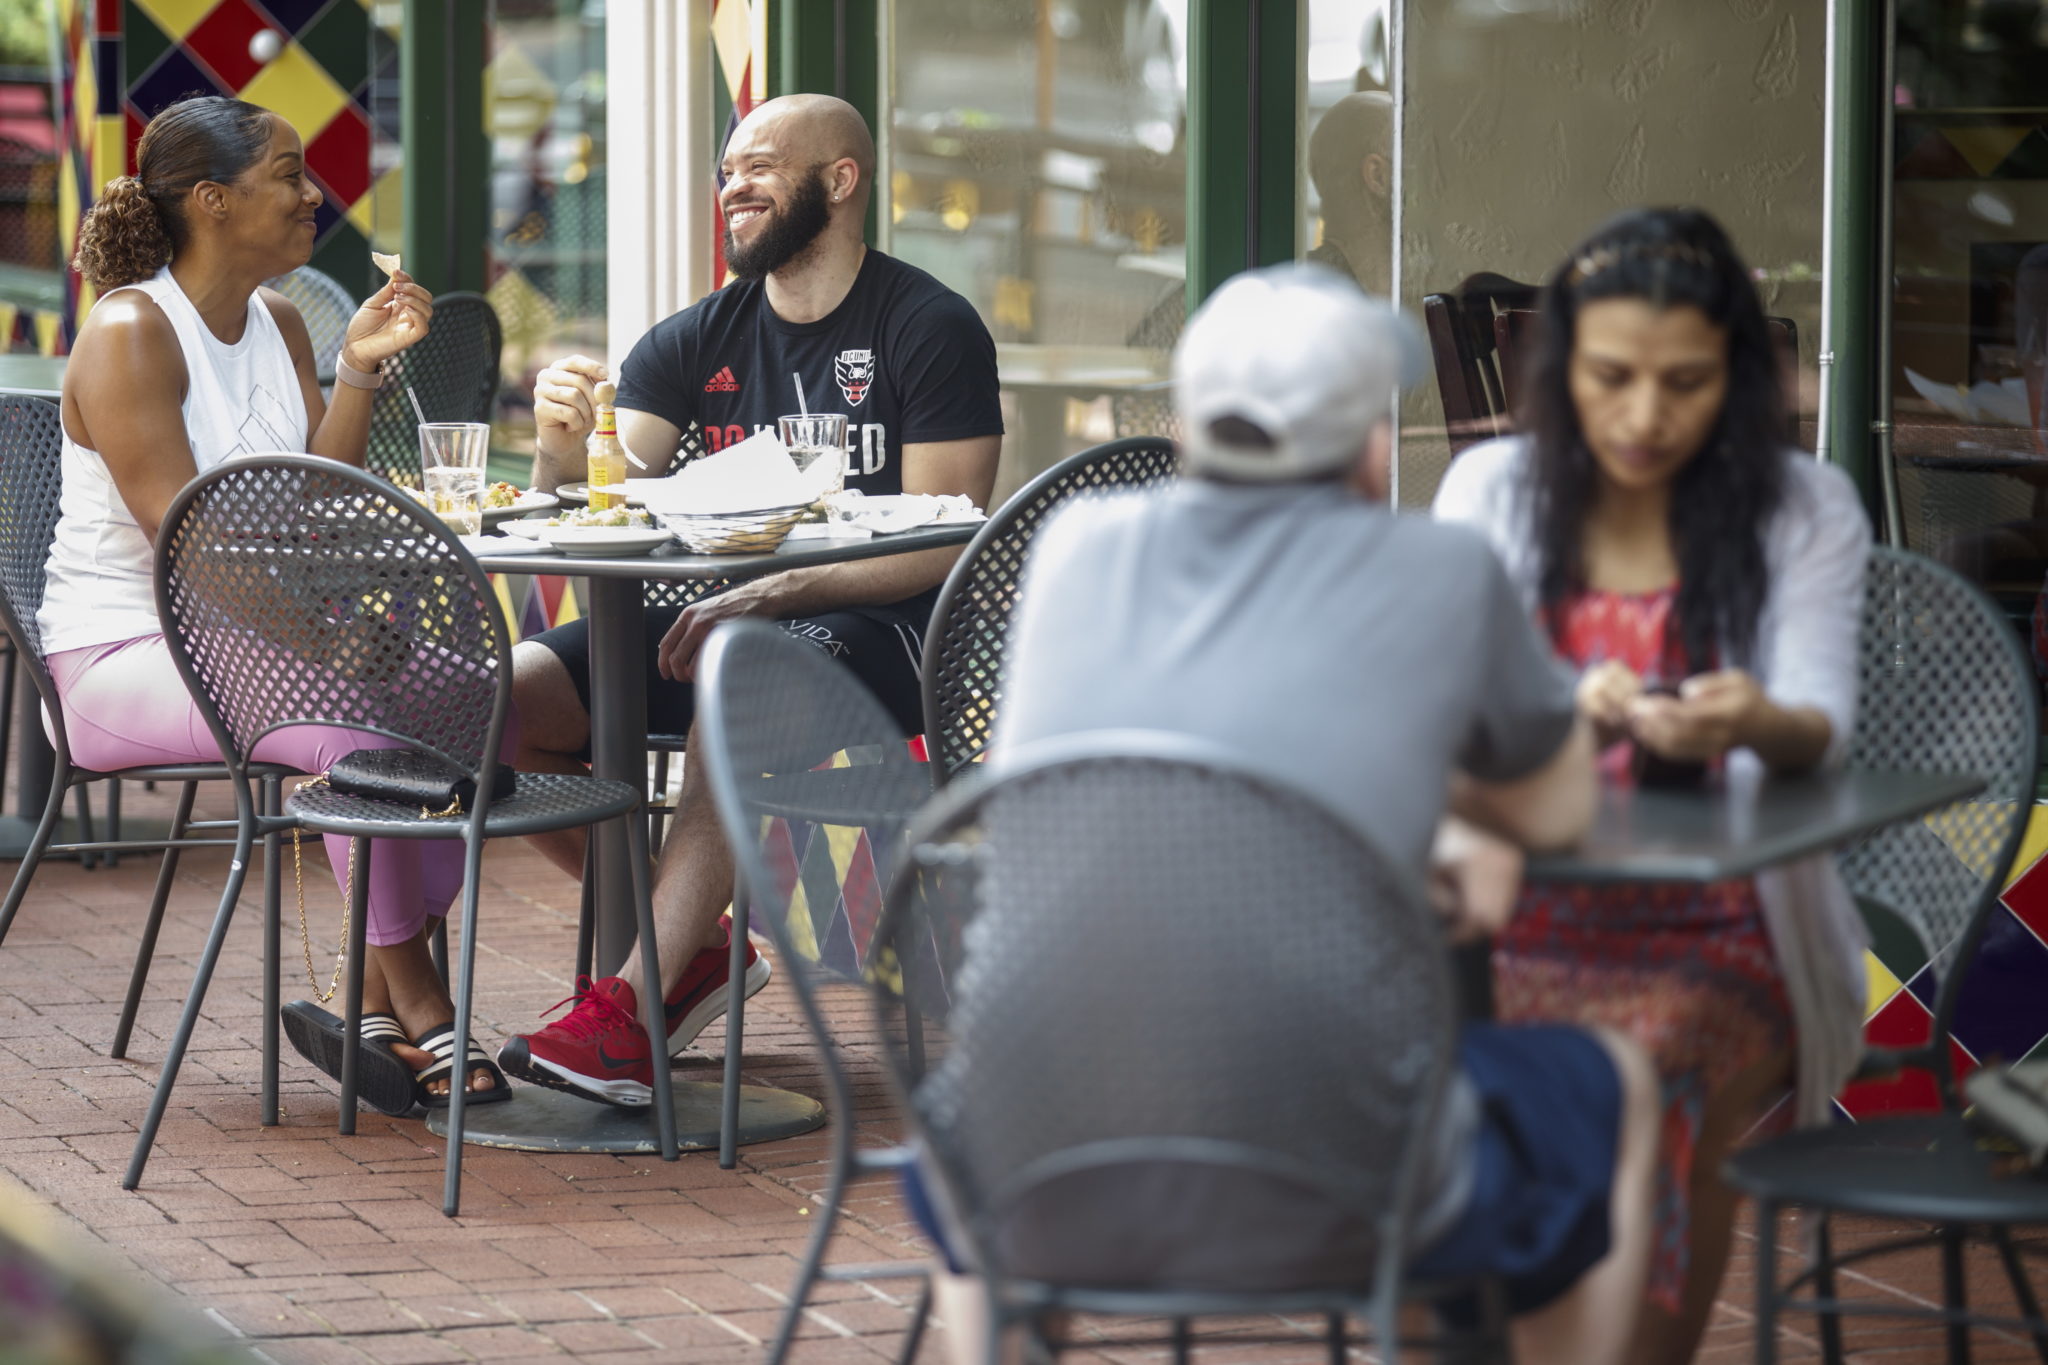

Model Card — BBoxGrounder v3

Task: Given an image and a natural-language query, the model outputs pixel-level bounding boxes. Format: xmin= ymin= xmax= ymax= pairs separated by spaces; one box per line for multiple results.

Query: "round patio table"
xmin=444 ymin=518 xmax=978 ymax=1155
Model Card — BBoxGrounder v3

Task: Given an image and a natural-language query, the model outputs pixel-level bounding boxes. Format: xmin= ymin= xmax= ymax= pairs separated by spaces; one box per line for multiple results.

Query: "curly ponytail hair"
xmin=73 ymin=96 xmax=274 ymax=290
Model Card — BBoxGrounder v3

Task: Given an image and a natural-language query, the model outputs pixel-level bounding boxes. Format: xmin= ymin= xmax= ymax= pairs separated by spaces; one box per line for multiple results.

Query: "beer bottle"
xmin=587 ymin=381 xmax=627 ymax=511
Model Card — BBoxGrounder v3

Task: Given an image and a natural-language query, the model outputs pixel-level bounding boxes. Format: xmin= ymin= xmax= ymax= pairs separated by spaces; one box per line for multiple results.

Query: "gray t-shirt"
xmin=999 ymin=480 xmax=1577 ymax=874
xmin=991 ymin=477 xmax=1578 ymax=1258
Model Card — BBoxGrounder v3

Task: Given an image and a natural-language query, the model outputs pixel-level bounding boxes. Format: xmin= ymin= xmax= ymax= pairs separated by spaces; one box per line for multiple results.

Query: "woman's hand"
xmin=339 ymin=269 xmax=434 ymax=372
xmin=1626 ymin=668 xmax=1765 ymax=762
xmin=1576 ymin=659 xmax=1643 ymax=748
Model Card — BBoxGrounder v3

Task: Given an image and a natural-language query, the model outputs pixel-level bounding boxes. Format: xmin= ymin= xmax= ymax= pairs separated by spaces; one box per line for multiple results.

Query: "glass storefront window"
xmin=884 ymin=0 xmax=1188 ymax=497
xmin=1350 ymin=0 xmax=1825 ymax=508
xmin=484 ymin=0 xmax=606 ymax=462
xmin=0 ymin=0 xmax=61 ymax=354
xmin=1301 ymin=1 xmax=1390 ymax=296
xmin=1887 ymin=0 xmax=2048 ymax=651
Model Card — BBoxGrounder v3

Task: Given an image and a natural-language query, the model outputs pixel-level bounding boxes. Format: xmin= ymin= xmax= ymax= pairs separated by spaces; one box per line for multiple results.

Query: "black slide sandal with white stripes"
xmin=280 ymin=1001 xmax=419 ymax=1117
xmin=411 ymin=1022 xmax=513 ymax=1110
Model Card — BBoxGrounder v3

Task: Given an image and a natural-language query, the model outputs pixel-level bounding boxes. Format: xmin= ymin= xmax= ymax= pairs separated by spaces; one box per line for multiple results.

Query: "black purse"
xmin=286 ymin=749 xmax=515 ymax=1005
xmin=326 ymin=747 xmax=515 ymax=817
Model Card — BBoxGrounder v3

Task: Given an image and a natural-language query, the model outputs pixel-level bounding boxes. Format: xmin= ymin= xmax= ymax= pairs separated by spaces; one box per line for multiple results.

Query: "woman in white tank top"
xmin=53 ymin=96 xmax=505 ymax=1111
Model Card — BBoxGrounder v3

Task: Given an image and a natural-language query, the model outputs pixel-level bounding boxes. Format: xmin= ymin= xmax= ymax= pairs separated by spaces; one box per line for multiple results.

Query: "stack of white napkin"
xmin=637 ymin=430 xmax=839 ymax=513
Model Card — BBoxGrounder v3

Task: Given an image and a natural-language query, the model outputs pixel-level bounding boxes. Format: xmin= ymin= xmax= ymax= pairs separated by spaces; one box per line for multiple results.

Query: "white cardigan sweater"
xmin=1434 ymin=437 xmax=1875 ymax=1126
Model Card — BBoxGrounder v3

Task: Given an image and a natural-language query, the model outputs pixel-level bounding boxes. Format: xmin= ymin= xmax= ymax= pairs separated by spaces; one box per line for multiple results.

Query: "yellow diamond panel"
xmin=2004 ymin=805 xmax=2048 ymax=890
xmin=1865 ymin=952 xmax=1903 ymax=1021
xmin=132 ymin=0 xmax=220 ymax=41
xmin=239 ymin=42 xmax=348 ymax=141
xmin=711 ymin=0 xmax=755 ymax=104
xmin=1943 ymin=125 xmax=2034 ymax=178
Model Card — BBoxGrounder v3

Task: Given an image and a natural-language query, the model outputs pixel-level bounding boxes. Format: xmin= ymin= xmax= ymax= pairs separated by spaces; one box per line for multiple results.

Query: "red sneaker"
xmin=497 ymin=975 xmax=654 ymax=1108
xmin=665 ymin=917 xmax=774 ymax=1056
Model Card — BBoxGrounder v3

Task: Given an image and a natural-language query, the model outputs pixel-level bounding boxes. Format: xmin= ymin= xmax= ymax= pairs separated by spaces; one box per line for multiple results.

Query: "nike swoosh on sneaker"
xmin=596 ymin=1043 xmax=645 ymax=1071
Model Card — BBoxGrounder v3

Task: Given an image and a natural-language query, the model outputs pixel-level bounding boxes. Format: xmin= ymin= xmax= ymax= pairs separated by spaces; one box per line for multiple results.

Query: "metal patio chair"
xmin=697 ymin=619 xmax=941 ymax=1365
xmin=0 ymin=395 xmax=290 ymax=1058
xmin=129 ymin=456 xmax=676 ymax=1215
xmin=364 ymin=292 xmax=502 ymax=485
xmin=921 ymin=436 xmax=1179 ymax=786
xmin=870 ymin=733 xmax=1503 ymax=1363
xmin=262 ymin=265 xmax=355 ymax=388
xmin=1727 ymin=545 xmax=2046 ymax=1363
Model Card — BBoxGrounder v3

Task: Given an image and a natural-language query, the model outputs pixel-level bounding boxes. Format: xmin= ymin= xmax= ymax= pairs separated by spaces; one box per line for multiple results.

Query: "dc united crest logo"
xmin=834 ymin=349 xmax=876 ymax=406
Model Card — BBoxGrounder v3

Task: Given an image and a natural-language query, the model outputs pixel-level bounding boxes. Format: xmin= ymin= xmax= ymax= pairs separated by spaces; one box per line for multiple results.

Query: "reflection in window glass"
xmin=1302 ymin=1 xmax=1391 ymax=296
xmin=1889 ymin=0 xmax=2048 ymax=624
xmin=1385 ymin=1 xmax=1823 ymax=508
xmin=886 ymin=0 xmax=1187 ymax=491
xmin=486 ymin=0 xmax=605 ymax=458
xmin=0 ymin=0 xmax=60 ymax=354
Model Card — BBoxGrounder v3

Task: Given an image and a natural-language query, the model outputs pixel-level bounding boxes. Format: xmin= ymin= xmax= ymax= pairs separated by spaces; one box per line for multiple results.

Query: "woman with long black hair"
xmin=1435 ymin=206 xmax=1871 ymax=1363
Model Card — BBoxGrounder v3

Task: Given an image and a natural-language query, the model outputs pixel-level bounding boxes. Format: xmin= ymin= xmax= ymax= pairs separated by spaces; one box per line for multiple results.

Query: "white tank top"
xmin=39 ymin=267 xmax=308 ymax=654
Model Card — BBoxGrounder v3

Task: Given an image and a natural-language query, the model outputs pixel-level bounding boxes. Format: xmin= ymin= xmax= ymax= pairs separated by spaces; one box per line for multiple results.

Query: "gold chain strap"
xmin=287 ymin=772 xmax=465 ymax=1003
xmin=291 ymin=774 xmax=353 ymax=1004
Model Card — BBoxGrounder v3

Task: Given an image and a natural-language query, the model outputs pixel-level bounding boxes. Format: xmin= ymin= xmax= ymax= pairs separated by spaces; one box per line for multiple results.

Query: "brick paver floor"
xmin=0 ymin=777 xmax=2041 ymax=1362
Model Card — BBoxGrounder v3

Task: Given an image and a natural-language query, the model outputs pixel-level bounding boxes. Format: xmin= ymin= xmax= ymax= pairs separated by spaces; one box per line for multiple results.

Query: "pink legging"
xmin=47 ymin=633 xmax=515 ymax=947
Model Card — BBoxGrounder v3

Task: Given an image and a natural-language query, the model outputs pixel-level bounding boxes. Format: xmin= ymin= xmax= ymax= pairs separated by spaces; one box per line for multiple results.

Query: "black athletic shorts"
xmin=528 ymin=589 xmax=938 ymax=760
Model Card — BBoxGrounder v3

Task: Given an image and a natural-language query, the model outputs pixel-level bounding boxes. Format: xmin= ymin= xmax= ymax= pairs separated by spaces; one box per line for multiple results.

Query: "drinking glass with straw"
xmin=779 ymin=371 xmax=848 ymax=496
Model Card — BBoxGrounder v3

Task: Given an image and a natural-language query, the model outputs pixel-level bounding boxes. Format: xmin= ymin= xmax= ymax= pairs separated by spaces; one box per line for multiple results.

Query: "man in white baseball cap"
xmin=1172 ymin=262 xmax=1420 ymax=492
xmin=946 ymin=264 xmax=1657 ymax=1364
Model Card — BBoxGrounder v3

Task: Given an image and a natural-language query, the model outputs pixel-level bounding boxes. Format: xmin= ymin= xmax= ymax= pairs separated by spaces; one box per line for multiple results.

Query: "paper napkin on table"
xmin=638 ymin=430 xmax=839 ymax=512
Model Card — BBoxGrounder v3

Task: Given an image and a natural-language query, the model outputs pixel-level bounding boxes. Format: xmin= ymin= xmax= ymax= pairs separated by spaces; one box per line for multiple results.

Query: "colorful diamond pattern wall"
xmin=1895 ymin=116 xmax=2048 ymax=181
xmin=1841 ymin=805 xmax=2048 ymax=1120
xmin=120 ymin=0 xmax=377 ymax=291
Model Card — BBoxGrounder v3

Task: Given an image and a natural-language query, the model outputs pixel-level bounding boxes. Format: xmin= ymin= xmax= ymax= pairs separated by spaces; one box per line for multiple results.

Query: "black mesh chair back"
xmin=700 ymin=619 xmax=932 ymax=983
xmin=697 ymin=618 xmax=940 ymax=1363
xmin=153 ymin=457 xmax=510 ymax=790
xmin=263 ymin=266 xmax=355 ymax=376
xmin=0 ymin=396 xmax=65 ymax=667
xmin=1836 ymin=545 xmax=2040 ymax=1096
xmin=921 ymin=437 xmax=1179 ymax=785
xmin=365 ymin=293 xmax=502 ymax=484
xmin=874 ymin=735 xmax=1454 ymax=1349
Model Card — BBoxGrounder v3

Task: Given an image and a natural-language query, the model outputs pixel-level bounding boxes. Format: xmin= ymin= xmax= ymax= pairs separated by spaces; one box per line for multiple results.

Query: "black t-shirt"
xmin=617 ymin=249 xmax=1004 ymax=496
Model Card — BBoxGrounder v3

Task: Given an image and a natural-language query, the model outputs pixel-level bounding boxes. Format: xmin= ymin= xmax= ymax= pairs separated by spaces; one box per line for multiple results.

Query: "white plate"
xmin=554 ymin=481 xmax=648 ymax=506
xmin=457 ymin=533 xmax=560 ymax=557
xmin=481 ymin=490 xmax=560 ymax=527
xmin=500 ymin=518 xmax=550 ymax=540
xmin=540 ymin=525 xmax=674 ymax=558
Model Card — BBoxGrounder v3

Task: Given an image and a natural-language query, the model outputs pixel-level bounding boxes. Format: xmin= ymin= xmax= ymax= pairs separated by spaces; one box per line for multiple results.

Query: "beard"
xmin=724 ymin=172 xmax=833 ymax=280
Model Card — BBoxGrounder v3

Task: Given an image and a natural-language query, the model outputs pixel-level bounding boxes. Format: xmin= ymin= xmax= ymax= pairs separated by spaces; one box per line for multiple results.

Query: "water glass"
xmin=778 ymin=412 xmax=849 ymax=494
xmin=420 ymin=421 xmax=490 ymax=534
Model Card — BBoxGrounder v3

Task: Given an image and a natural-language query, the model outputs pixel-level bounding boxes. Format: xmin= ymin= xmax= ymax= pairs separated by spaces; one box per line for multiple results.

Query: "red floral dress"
xmin=1498 ymin=586 xmax=1793 ymax=1314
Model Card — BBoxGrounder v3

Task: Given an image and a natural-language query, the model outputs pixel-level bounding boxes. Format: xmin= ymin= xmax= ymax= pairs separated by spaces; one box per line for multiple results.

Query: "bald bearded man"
xmin=501 ymin=95 xmax=1003 ymax=1107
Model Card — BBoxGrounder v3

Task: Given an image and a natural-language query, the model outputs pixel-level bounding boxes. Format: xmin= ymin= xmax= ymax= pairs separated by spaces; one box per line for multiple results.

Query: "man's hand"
xmin=1426 ymin=817 xmax=1525 ymax=944
xmin=1627 ymin=668 xmax=1766 ymax=762
xmin=656 ymin=578 xmax=787 ymax=682
xmin=1576 ymin=659 xmax=1643 ymax=748
xmin=535 ymin=354 xmax=608 ymax=461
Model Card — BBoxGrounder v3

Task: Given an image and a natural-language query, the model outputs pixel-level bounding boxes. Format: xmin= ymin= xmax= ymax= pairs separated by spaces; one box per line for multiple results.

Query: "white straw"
xmin=406 ymin=385 xmax=428 ymax=427
xmin=793 ymin=373 xmax=809 ymax=418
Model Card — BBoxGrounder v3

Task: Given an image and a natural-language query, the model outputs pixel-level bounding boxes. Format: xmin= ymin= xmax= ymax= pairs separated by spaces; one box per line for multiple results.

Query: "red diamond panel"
xmin=304 ymin=101 xmax=371 ymax=207
xmin=2002 ymin=850 xmax=2048 ymax=947
xmin=1838 ymin=988 xmax=1979 ymax=1120
xmin=124 ymin=108 xmax=144 ymax=174
xmin=184 ymin=0 xmax=276 ymax=93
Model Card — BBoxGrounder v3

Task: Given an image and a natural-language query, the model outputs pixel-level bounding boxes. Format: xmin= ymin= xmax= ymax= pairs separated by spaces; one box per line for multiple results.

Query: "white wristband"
xmin=334 ymin=351 xmax=383 ymax=390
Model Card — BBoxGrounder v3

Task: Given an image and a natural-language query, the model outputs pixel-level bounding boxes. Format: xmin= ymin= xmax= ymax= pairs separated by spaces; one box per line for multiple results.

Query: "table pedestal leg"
xmin=441 ymin=572 xmax=823 ymax=1155
xmin=582 ymin=576 xmax=644 ymax=977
